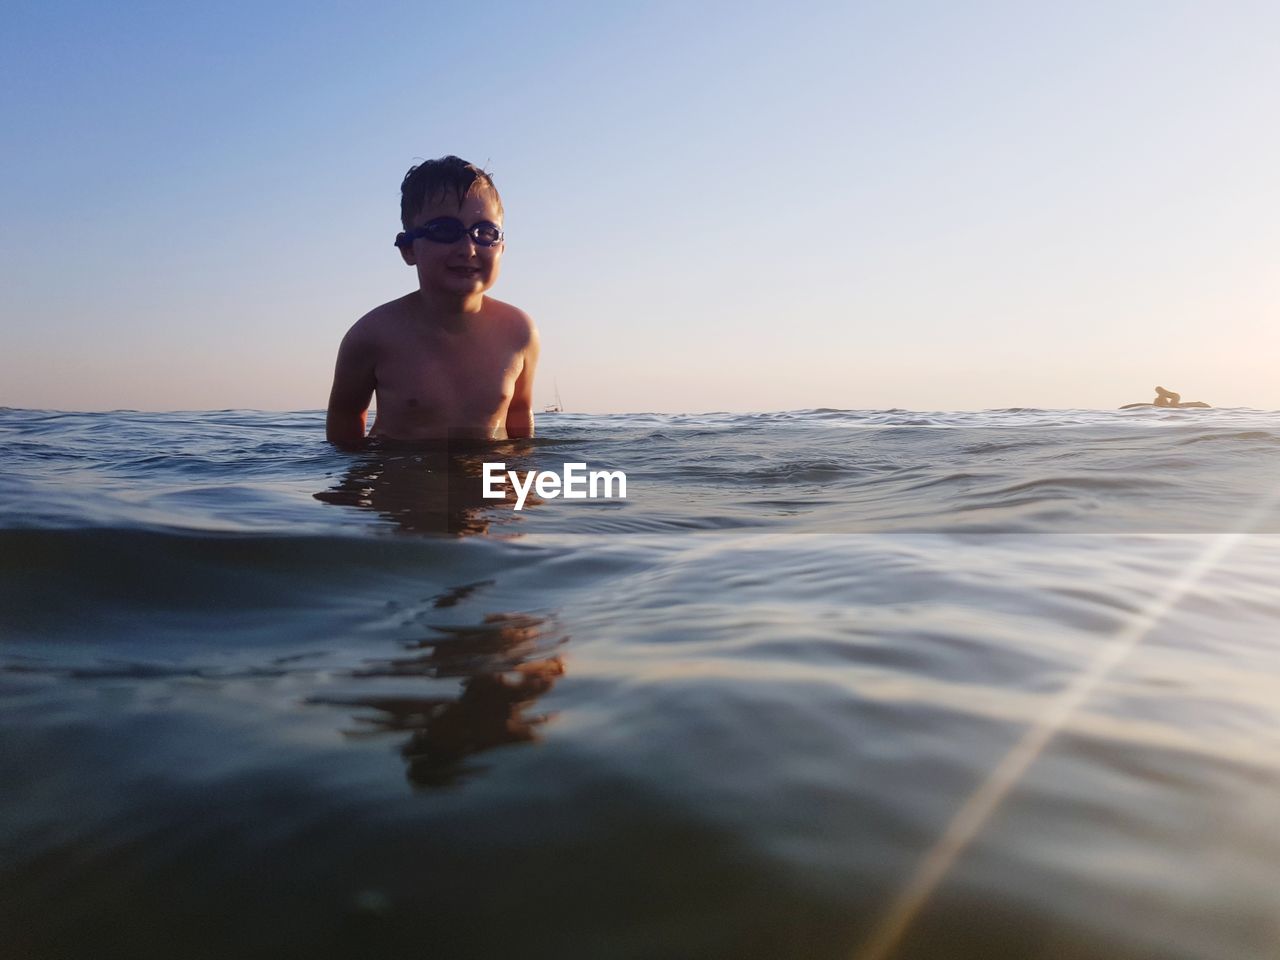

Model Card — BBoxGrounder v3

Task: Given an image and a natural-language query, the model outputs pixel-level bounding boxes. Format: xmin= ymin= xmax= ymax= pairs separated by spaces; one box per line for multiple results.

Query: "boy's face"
xmin=400 ymin=187 xmax=503 ymax=300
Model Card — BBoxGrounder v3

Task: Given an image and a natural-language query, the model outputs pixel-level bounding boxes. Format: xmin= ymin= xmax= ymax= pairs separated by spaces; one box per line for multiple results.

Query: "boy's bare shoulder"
xmin=348 ymin=293 xmax=416 ymax=338
xmin=484 ymin=296 xmax=537 ymax=345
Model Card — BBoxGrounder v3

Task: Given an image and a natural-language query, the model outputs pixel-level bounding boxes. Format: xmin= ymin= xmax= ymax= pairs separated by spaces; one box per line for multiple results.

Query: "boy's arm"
xmin=505 ymin=323 xmax=540 ymax=439
xmin=326 ymin=324 xmax=376 ymax=448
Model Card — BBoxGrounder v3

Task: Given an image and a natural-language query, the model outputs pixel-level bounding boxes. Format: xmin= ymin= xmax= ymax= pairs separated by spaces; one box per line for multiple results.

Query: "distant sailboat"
xmin=543 ymin=381 xmax=564 ymax=414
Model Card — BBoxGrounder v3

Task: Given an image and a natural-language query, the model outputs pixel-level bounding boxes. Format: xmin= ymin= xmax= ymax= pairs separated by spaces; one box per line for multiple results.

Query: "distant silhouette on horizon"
xmin=1120 ymin=386 xmax=1211 ymax=410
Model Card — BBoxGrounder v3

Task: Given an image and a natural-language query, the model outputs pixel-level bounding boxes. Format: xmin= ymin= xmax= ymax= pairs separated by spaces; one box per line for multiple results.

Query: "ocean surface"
xmin=3 ymin=406 xmax=1279 ymax=959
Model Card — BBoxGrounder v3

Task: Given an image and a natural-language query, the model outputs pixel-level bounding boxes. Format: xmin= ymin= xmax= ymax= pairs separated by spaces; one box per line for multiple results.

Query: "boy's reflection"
xmin=319 ymin=611 xmax=566 ymax=788
xmin=314 ymin=440 xmax=541 ymax=535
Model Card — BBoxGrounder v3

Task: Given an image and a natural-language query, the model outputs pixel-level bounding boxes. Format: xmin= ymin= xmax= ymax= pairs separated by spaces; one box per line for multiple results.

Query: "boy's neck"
xmin=415 ymin=289 xmax=485 ymax=328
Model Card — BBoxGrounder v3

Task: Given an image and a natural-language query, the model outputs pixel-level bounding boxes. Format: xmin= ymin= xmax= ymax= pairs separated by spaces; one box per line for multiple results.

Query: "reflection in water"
xmin=314 ymin=440 xmax=542 ymax=535
xmin=314 ymin=610 xmax=567 ymax=789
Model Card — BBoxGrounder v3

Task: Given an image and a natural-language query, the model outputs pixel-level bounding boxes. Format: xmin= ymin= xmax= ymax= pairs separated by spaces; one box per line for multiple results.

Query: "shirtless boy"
xmin=326 ymin=156 xmax=539 ymax=446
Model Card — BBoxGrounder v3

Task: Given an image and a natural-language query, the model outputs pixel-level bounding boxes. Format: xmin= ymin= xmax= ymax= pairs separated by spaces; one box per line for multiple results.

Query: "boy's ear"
xmin=397 ymin=234 xmax=416 ymax=266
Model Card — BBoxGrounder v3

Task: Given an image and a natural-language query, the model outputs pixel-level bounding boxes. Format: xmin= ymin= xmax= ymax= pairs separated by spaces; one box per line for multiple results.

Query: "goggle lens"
xmin=471 ymin=221 xmax=504 ymax=246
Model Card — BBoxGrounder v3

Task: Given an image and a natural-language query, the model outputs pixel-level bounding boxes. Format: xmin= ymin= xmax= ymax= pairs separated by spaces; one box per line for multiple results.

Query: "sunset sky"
xmin=3 ymin=1 xmax=1277 ymax=413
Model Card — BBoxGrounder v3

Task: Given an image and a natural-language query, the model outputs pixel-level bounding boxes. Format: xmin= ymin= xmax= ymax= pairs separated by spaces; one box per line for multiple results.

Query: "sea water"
xmin=2 ymin=406 xmax=1279 ymax=959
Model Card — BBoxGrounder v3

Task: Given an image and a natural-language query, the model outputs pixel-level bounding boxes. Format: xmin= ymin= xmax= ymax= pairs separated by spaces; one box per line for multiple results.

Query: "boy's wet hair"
xmin=400 ymin=156 xmax=503 ymax=229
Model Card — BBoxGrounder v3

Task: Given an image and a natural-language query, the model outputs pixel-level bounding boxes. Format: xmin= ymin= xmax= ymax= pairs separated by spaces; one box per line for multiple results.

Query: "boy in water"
xmin=326 ymin=156 xmax=539 ymax=446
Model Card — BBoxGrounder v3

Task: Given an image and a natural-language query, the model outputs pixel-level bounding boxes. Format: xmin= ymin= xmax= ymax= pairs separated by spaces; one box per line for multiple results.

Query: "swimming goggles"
xmin=395 ymin=217 xmax=504 ymax=248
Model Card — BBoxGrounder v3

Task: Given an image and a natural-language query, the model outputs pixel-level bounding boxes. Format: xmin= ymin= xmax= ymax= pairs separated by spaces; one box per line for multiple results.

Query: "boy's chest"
xmin=377 ymin=336 xmax=522 ymax=414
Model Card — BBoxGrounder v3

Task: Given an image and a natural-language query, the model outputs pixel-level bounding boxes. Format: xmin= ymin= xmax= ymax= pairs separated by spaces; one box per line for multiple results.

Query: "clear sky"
xmin=3 ymin=0 xmax=1277 ymax=413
